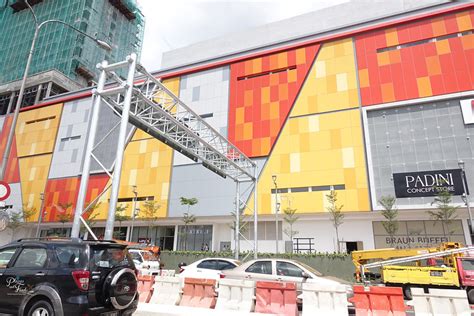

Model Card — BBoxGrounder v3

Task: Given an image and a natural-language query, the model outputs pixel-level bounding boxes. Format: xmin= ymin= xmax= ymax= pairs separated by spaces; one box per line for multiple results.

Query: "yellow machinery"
xmin=352 ymin=242 xmax=474 ymax=301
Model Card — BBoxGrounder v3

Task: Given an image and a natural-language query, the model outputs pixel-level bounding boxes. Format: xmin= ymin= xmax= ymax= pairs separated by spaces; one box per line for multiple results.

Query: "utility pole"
xmin=272 ymin=175 xmax=279 ymax=254
xmin=35 ymin=193 xmax=45 ymax=237
xmin=129 ymin=185 xmax=138 ymax=242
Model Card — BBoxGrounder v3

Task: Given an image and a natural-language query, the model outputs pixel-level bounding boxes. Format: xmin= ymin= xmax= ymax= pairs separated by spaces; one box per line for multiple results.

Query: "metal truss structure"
xmin=71 ymin=54 xmax=258 ymax=258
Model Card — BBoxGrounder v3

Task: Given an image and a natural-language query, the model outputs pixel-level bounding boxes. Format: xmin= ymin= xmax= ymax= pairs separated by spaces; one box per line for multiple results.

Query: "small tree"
xmin=428 ymin=190 xmax=459 ymax=240
xmin=283 ymin=207 xmax=299 ymax=252
xmin=114 ymin=204 xmax=130 ymax=239
xmin=7 ymin=205 xmax=36 ymax=241
xmin=57 ymin=202 xmax=73 ymax=232
xmin=140 ymin=200 xmax=160 ymax=242
xmin=180 ymin=197 xmax=198 ymax=250
xmin=379 ymin=196 xmax=399 ymax=247
xmin=326 ymin=190 xmax=344 ymax=252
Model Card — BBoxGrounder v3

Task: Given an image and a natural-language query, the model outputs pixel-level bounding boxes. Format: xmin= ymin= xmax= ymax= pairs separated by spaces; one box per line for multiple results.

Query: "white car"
xmin=178 ymin=258 xmax=240 ymax=280
xmin=129 ymin=249 xmax=161 ymax=270
xmin=222 ymin=258 xmax=352 ymax=295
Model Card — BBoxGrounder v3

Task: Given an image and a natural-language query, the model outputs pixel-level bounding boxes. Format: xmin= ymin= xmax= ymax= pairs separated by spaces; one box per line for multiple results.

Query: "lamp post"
xmin=0 ymin=0 xmax=112 ymax=181
xmin=272 ymin=175 xmax=279 ymax=254
xmin=458 ymin=161 xmax=473 ymax=241
xmin=35 ymin=192 xmax=45 ymax=238
xmin=129 ymin=185 xmax=138 ymax=242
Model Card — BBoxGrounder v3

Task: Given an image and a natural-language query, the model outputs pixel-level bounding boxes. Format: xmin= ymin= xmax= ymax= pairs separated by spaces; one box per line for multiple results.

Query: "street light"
xmin=35 ymin=192 xmax=45 ymax=238
xmin=272 ymin=174 xmax=279 ymax=254
xmin=129 ymin=185 xmax=138 ymax=242
xmin=0 ymin=0 xmax=112 ymax=180
xmin=458 ymin=161 xmax=473 ymax=241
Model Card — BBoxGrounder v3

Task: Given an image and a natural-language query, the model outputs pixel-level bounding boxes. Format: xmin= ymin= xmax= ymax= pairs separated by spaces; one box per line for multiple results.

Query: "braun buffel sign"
xmin=393 ymin=169 xmax=466 ymax=198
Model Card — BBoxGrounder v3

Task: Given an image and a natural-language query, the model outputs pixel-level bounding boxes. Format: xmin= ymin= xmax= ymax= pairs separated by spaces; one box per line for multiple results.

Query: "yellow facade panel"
xmin=19 ymin=154 xmax=53 ymax=221
xmin=16 ymin=103 xmax=63 ymax=157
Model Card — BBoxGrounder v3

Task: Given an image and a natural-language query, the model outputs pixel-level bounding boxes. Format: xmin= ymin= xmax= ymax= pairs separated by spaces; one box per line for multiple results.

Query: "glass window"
xmin=0 ymin=248 xmax=17 ymax=268
xmin=13 ymin=248 xmax=47 ymax=268
xmin=276 ymin=261 xmax=304 ymax=277
xmin=245 ymin=261 xmax=272 ymax=274
xmin=130 ymin=251 xmax=142 ymax=263
xmin=197 ymin=260 xmax=217 ymax=270
xmin=217 ymin=260 xmax=237 ymax=270
xmin=461 ymin=259 xmax=474 ymax=271
xmin=55 ymin=245 xmax=86 ymax=268
xmin=90 ymin=247 xmax=133 ymax=269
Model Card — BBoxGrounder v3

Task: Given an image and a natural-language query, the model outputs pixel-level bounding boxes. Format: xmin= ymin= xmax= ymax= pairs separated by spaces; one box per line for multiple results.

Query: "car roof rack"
xmin=16 ymin=237 xmax=117 ymax=243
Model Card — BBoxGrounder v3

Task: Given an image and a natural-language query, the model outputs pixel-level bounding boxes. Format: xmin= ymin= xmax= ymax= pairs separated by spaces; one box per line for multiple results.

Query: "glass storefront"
xmin=177 ymin=225 xmax=213 ymax=251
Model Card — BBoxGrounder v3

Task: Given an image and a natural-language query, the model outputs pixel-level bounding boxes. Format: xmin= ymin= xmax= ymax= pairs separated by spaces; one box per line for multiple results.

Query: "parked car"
xmin=0 ymin=238 xmax=139 ymax=316
xmin=178 ymin=258 xmax=241 ymax=280
xmin=129 ymin=248 xmax=160 ymax=270
xmin=222 ymin=258 xmax=353 ymax=294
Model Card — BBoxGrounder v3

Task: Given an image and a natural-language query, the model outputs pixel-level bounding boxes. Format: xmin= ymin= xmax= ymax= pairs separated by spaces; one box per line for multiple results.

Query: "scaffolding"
xmin=71 ymin=54 xmax=259 ymax=259
xmin=0 ymin=0 xmax=144 ymax=86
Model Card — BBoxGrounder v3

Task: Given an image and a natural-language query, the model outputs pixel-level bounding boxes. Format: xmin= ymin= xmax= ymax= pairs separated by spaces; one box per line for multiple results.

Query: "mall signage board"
xmin=393 ymin=169 xmax=466 ymax=198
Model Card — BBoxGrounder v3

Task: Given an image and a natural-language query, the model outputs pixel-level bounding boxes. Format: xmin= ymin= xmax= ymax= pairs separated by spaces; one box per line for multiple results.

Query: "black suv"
xmin=0 ymin=238 xmax=138 ymax=316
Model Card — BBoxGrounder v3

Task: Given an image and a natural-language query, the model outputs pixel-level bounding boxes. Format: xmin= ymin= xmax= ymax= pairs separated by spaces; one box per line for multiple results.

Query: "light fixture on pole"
xmin=272 ymin=174 xmax=279 ymax=254
xmin=36 ymin=192 xmax=45 ymax=238
xmin=458 ymin=160 xmax=473 ymax=239
xmin=0 ymin=0 xmax=112 ymax=181
xmin=129 ymin=185 xmax=138 ymax=242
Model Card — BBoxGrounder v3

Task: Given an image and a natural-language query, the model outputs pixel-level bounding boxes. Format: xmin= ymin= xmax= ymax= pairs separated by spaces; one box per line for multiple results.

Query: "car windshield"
xmin=90 ymin=247 xmax=133 ymax=269
xmin=297 ymin=261 xmax=322 ymax=276
xmin=462 ymin=259 xmax=474 ymax=271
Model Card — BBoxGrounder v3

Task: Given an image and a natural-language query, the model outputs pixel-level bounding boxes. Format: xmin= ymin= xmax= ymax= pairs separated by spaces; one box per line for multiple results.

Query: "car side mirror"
xmin=301 ymin=271 xmax=310 ymax=279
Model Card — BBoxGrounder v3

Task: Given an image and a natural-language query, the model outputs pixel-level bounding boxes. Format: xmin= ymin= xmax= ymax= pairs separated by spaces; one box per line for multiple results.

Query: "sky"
xmin=138 ymin=0 xmax=349 ymax=72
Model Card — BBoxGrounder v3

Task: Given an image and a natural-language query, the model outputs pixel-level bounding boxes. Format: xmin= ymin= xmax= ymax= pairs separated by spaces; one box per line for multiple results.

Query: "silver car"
xmin=221 ymin=258 xmax=352 ymax=294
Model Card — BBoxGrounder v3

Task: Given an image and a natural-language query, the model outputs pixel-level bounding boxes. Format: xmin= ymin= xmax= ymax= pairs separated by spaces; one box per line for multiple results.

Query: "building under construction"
xmin=0 ymin=0 xmax=144 ymax=114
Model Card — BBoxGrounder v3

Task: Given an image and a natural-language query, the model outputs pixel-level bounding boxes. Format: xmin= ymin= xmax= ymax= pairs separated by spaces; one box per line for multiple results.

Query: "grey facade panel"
xmin=367 ymin=99 xmax=474 ymax=207
xmin=89 ymin=100 xmax=134 ymax=174
xmin=161 ymin=0 xmax=452 ymax=70
xmin=49 ymin=98 xmax=92 ymax=179
xmin=168 ymin=158 xmax=266 ymax=217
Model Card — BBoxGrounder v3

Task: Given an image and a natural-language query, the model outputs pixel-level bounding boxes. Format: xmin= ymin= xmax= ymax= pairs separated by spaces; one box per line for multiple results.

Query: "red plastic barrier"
xmin=179 ymin=277 xmax=217 ymax=309
xmin=255 ymin=281 xmax=297 ymax=316
xmin=137 ymin=275 xmax=155 ymax=303
xmin=349 ymin=285 xmax=406 ymax=316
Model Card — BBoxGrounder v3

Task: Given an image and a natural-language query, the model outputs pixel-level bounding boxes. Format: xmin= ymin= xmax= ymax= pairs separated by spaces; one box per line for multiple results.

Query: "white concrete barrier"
xmin=301 ymin=281 xmax=349 ymax=316
xmin=136 ymin=303 xmax=270 ymax=316
xmin=160 ymin=269 xmax=176 ymax=276
xmin=408 ymin=288 xmax=471 ymax=316
xmin=149 ymin=276 xmax=182 ymax=305
xmin=215 ymin=278 xmax=255 ymax=312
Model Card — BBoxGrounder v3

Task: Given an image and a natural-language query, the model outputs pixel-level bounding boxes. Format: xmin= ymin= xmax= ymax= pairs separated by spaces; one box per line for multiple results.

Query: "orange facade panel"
xmin=228 ymin=44 xmax=320 ymax=157
xmin=0 ymin=116 xmax=20 ymax=183
xmin=355 ymin=10 xmax=474 ymax=106
xmin=43 ymin=174 xmax=110 ymax=223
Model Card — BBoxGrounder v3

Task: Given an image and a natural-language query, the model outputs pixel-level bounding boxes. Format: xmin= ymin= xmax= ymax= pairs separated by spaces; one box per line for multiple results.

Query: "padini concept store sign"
xmin=373 ymin=169 xmax=468 ymax=249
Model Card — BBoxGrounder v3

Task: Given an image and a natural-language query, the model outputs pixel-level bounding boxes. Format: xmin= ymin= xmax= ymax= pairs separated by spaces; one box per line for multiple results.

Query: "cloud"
xmin=138 ymin=0 xmax=348 ymax=71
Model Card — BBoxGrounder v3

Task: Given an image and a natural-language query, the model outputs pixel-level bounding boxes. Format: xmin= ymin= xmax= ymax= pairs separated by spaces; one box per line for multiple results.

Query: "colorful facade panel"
xmin=18 ymin=154 xmax=53 ymax=221
xmin=176 ymin=66 xmax=230 ymax=165
xmin=43 ymin=174 xmax=109 ymax=222
xmin=356 ymin=10 xmax=474 ymax=106
xmin=290 ymin=38 xmax=360 ymax=117
xmin=15 ymin=104 xmax=63 ymax=157
xmin=0 ymin=115 xmax=20 ymax=183
xmin=228 ymin=44 xmax=320 ymax=157
xmin=250 ymin=108 xmax=369 ymax=215
xmin=49 ymin=98 xmax=92 ymax=179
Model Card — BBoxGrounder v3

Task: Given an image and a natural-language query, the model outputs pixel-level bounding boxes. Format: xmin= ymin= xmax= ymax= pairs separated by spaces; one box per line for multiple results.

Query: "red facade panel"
xmin=0 ymin=116 xmax=20 ymax=183
xmin=228 ymin=44 xmax=320 ymax=157
xmin=355 ymin=10 xmax=474 ymax=106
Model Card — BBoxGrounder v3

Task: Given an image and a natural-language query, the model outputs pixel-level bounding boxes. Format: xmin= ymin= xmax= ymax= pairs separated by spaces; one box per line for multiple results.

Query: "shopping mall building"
xmin=0 ymin=0 xmax=473 ymax=252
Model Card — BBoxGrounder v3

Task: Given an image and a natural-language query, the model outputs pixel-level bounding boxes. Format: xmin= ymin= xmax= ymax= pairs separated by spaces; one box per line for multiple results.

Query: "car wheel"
xmin=467 ymin=288 xmax=474 ymax=304
xmin=403 ymin=285 xmax=412 ymax=300
xmin=28 ymin=300 xmax=54 ymax=316
xmin=103 ymin=267 xmax=138 ymax=310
